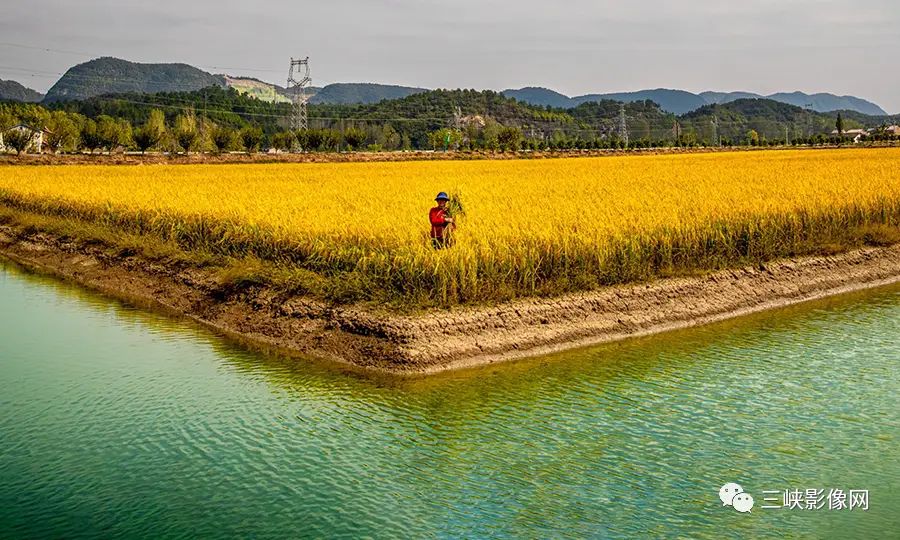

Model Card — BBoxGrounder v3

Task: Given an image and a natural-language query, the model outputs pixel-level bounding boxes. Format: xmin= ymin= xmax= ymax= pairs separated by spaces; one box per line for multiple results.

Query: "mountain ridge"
xmin=0 ymin=79 xmax=45 ymax=103
xmin=39 ymin=57 xmax=427 ymax=106
xmin=503 ymin=87 xmax=888 ymax=116
xmin=43 ymin=57 xmax=226 ymax=103
xmin=4 ymin=56 xmax=888 ymax=115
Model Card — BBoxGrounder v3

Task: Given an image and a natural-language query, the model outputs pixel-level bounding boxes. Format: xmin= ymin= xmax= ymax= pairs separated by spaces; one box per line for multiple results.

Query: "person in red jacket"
xmin=429 ymin=192 xmax=455 ymax=248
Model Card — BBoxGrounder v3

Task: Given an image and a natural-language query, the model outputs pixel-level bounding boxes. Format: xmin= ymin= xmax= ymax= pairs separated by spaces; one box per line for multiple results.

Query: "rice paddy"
xmin=2 ymin=148 xmax=900 ymax=307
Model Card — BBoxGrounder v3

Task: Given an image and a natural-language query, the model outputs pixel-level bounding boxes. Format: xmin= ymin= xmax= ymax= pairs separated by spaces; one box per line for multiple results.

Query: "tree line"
xmin=2 ymin=88 xmax=896 ymax=155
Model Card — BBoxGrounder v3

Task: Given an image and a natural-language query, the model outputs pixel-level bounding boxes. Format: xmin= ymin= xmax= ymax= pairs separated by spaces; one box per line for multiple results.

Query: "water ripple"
xmin=2 ymin=261 xmax=900 ymax=538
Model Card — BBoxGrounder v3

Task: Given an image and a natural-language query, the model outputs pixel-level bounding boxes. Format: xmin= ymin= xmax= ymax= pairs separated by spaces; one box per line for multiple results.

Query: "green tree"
xmin=45 ymin=111 xmax=79 ymax=153
xmin=2 ymin=128 xmax=33 ymax=155
xmin=146 ymin=109 xmax=167 ymax=148
xmin=293 ymin=130 xmax=310 ymax=152
xmin=271 ymin=131 xmax=295 ymax=152
xmin=210 ymin=125 xmax=237 ymax=154
xmin=743 ymin=129 xmax=760 ymax=146
xmin=146 ymin=109 xmax=167 ymax=134
xmin=428 ymin=128 xmax=462 ymax=151
xmin=133 ymin=124 xmax=162 ymax=154
xmin=96 ymin=115 xmax=131 ymax=153
xmin=481 ymin=120 xmax=502 ymax=151
xmin=378 ymin=124 xmax=400 ymax=150
xmin=321 ymin=129 xmax=340 ymax=152
xmin=674 ymin=131 xmax=697 ymax=148
xmin=342 ymin=127 xmax=366 ymax=151
xmin=96 ymin=115 xmax=118 ymax=152
xmin=240 ymin=125 xmax=264 ymax=153
xmin=836 ymin=113 xmax=844 ymax=136
xmin=304 ymin=129 xmax=324 ymax=152
xmin=0 ymin=109 xmax=17 ymax=132
xmin=497 ymin=126 xmax=522 ymax=152
xmin=173 ymin=114 xmax=200 ymax=154
xmin=117 ymin=118 xmax=133 ymax=150
xmin=79 ymin=119 xmax=103 ymax=153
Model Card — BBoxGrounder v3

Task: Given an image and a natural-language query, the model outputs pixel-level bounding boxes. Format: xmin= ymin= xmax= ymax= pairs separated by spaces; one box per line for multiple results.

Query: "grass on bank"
xmin=3 ymin=202 xmax=900 ymax=313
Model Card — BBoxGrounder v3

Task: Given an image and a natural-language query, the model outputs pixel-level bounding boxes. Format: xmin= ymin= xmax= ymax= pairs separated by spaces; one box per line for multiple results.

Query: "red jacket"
xmin=429 ymin=207 xmax=454 ymax=238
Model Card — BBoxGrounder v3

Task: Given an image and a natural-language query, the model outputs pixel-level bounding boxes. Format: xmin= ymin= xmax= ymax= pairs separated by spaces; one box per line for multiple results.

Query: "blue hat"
xmin=435 ymin=192 xmax=450 ymax=201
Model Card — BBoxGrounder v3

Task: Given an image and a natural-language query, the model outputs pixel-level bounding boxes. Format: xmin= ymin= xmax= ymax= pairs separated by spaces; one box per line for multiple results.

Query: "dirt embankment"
xmin=3 ymin=223 xmax=900 ymax=375
xmin=4 ymin=144 xmax=891 ymax=167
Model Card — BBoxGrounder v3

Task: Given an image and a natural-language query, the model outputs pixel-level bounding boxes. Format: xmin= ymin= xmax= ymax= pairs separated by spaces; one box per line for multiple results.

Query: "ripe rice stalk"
xmin=1 ymin=149 xmax=899 ymax=306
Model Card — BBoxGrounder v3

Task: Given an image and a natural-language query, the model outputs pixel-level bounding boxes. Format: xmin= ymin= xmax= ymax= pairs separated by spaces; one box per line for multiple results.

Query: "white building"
xmin=830 ymin=128 xmax=868 ymax=143
xmin=0 ymin=123 xmax=50 ymax=154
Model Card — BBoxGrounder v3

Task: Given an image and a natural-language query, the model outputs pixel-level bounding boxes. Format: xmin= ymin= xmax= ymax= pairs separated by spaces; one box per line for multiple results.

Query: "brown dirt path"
xmin=5 ymin=144 xmax=894 ymax=167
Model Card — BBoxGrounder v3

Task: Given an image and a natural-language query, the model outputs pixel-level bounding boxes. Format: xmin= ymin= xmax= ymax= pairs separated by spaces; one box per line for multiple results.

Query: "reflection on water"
xmin=1 ymin=259 xmax=899 ymax=538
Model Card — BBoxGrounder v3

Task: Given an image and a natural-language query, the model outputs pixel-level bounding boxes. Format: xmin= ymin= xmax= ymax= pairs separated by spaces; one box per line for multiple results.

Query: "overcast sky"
xmin=2 ymin=0 xmax=899 ymax=112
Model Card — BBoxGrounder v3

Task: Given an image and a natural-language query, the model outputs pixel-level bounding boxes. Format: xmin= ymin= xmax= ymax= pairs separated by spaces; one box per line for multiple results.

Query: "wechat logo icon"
xmin=720 ymin=483 xmax=754 ymax=513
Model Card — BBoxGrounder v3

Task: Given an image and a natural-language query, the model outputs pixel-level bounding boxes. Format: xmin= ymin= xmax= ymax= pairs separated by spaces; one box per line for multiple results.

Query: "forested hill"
xmin=43 ymin=86 xmax=674 ymax=146
xmin=9 ymin=84 xmax=898 ymax=152
xmin=30 ymin=84 xmax=897 ymax=152
xmin=678 ymin=99 xmax=886 ymax=142
xmin=39 ymin=56 xmax=433 ymax=106
xmin=308 ymin=83 xmax=427 ymax=105
xmin=47 ymin=86 xmax=289 ymax=130
xmin=306 ymin=89 xmax=673 ymax=141
xmin=43 ymin=58 xmax=226 ymax=103
xmin=499 ymin=87 xmax=573 ymax=109
xmin=0 ymin=79 xmax=44 ymax=103
xmin=577 ymin=89 xmax=707 ymax=116
xmin=502 ymin=87 xmax=705 ymax=114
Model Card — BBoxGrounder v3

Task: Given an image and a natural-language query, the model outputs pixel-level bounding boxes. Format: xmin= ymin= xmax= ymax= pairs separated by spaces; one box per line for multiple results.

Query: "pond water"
xmin=1 ymin=259 xmax=898 ymax=538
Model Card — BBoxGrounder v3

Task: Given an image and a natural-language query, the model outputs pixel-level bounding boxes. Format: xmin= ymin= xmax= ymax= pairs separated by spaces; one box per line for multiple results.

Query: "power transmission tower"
xmin=617 ymin=103 xmax=628 ymax=146
xmin=712 ymin=115 xmax=719 ymax=146
xmin=453 ymin=106 xmax=466 ymax=146
xmin=805 ymin=102 xmax=814 ymax=137
xmin=287 ymin=57 xmax=312 ymax=133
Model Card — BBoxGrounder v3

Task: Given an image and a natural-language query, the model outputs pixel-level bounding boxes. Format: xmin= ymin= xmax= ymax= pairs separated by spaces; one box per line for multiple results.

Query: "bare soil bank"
xmin=3 ymin=223 xmax=900 ymax=375
xmin=4 ymin=144 xmax=893 ymax=167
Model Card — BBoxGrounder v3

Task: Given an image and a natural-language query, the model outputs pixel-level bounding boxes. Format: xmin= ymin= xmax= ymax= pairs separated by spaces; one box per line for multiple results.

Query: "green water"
xmin=1 ymin=260 xmax=899 ymax=539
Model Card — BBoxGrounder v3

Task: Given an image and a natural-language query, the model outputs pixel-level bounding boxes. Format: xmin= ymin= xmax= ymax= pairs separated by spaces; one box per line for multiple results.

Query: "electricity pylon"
xmin=617 ymin=103 xmax=629 ymax=146
xmin=287 ymin=57 xmax=311 ymax=133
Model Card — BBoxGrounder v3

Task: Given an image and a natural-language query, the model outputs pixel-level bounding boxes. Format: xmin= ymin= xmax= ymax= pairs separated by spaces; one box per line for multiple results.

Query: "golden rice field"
xmin=2 ymin=148 xmax=900 ymax=306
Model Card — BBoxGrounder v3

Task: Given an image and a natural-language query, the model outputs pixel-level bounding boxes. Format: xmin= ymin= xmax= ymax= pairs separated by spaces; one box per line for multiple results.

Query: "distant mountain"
xmin=699 ymin=91 xmax=763 ymax=104
xmin=677 ymin=98 xmax=891 ymax=142
xmin=505 ymin=87 xmax=888 ymax=116
xmin=0 ymin=79 xmax=44 ymax=103
xmin=574 ymin=89 xmax=706 ymax=115
xmin=764 ymin=92 xmax=886 ymax=116
xmin=701 ymin=90 xmax=886 ymax=115
xmin=43 ymin=57 xmax=225 ymax=103
xmin=502 ymin=87 xmax=574 ymax=108
xmin=502 ymin=87 xmax=705 ymax=114
xmin=32 ymin=54 xmax=892 ymax=115
xmin=38 ymin=55 xmax=428 ymax=107
xmin=308 ymin=83 xmax=427 ymax=105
